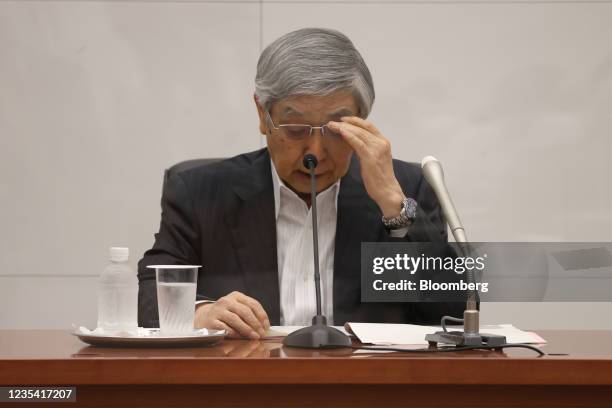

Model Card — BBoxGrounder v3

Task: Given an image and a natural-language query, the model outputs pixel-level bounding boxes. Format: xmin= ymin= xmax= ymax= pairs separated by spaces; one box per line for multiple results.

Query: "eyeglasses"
xmin=266 ymin=111 xmax=342 ymax=141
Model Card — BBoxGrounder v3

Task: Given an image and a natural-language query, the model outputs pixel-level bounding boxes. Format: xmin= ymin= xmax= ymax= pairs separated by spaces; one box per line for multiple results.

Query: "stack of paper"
xmin=345 ymin=323 xmax=546 ymax=345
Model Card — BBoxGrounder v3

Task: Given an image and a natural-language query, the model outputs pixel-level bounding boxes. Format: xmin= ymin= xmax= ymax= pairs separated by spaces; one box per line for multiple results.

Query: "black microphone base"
xmin=425 ymin=331 xmax=507 ymax=347
xmin=282 ymin=316 xmax=352 ymax=349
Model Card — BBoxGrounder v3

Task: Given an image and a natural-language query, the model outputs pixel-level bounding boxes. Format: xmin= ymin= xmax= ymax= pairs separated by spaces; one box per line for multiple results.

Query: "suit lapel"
xmin=225 ymin=149 xmax=281 ymax=325
xmin=334 ymin=157 xmax=384 ymax=324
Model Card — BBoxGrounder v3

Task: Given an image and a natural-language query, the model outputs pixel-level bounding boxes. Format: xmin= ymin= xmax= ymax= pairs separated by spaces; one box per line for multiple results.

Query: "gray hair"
xmin=255 ymin=28 xmax=375 ymax=117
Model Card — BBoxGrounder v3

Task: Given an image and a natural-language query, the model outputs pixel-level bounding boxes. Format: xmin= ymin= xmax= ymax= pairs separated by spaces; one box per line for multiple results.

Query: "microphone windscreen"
xmin=303 ymin=154 xmax=318 ymax=169
xmin=421 ymin=155 xmax=438 ymax=168
xmin=421 ymin=155 xmax=444 ymax=184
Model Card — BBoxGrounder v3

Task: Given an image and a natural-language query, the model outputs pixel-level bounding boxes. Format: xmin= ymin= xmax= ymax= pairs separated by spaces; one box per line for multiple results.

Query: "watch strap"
xmin=381 ymin=197 xmax=417 ymax=229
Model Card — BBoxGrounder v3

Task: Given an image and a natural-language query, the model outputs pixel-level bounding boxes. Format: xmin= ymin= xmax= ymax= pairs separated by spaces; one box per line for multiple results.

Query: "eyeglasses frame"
xmin=265 ymin=110 xmax=342 ymax=140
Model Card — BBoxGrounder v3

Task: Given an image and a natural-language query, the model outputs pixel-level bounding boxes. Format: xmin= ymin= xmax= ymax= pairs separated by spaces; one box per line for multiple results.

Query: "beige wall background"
xmin=1 ymin=0 xmax=611 ymax=330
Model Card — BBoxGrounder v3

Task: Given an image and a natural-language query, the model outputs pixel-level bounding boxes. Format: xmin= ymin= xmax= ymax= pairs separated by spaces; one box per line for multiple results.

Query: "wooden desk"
xmin=1 ymin=329 xmax=611 ymax=407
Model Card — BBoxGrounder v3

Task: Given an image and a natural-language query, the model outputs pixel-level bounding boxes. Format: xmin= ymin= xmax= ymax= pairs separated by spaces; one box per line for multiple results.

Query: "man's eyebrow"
xmin=281 ymin=107 xmax=304 ymax=118
xmin=279 ymin=106 xmax=356 ymax=120
xmin=328 ymin=107 xmax=355 ymax=118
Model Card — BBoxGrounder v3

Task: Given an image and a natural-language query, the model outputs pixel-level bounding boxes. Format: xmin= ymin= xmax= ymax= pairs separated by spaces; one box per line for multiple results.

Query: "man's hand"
xmin=328 ymin=117 xmax=405 ymax=217
xmin=194 ymin=291 xmax=270 ymax=339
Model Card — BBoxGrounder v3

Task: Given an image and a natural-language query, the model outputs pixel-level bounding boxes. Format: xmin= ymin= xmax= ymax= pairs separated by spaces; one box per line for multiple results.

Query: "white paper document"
xmin=344 ymin=323 xmax=546 ymax=346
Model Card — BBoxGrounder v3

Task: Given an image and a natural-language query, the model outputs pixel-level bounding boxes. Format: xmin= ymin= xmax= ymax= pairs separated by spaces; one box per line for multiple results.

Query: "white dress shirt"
xmin=271 ymin=160 xmax=413 ymax=325
xmin=271 ymin=160 xmax=339 ymax=326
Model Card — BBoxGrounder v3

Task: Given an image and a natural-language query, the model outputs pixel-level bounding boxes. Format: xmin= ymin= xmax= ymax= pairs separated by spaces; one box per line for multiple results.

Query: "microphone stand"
xmin=283 ymin=155 xmax=352 ymax=349
xmin=425 ymin=244 xmax=506 ymax=348
xmin=424 ymin=192 xmax=506 ymax=349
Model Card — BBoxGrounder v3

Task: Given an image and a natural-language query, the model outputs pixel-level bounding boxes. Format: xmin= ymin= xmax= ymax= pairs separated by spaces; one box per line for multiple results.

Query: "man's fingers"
xmin=328 ymin=121 xmax=367 ymax=154
xmin=330 ymin=120 xmax=392 ymax=165
xmin=340 ymin=116 xmax=382 ymax=136
xmin=236 ymin=294 xmax=270 ymax=329
xmin=227 ymin=301 xmax=265 ymax=336
xmin=216 ymin=292 xmax=270 ymax=335
xmin=334 ymin=121 xmax=377 ymax=144
xmin=212 ymin=320 xmax=238 ymax=338
xmin=221 ymin=309 xmax=260 ymax=339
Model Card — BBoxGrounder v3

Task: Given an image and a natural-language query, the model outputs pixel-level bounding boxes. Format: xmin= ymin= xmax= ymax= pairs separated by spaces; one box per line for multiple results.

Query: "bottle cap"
xmin=109 ymin=247 xmax=129 ymax=262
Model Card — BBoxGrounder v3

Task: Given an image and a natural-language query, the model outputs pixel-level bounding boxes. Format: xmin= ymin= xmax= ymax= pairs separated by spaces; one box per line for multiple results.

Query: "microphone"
xmin=302 ymin=154 xmax=322 ymax=317
xmin=421 ymin=155 xmax=476 ymax=308
xmin=282 ymin=154 xmax=351 ymax=349
xmin=303 ymin=153 xmax=318 ymax=170
xmin=421 ymin=156 xmax=467 ymax=243
xmin=421 ymin=156 xmax=475 ymax=305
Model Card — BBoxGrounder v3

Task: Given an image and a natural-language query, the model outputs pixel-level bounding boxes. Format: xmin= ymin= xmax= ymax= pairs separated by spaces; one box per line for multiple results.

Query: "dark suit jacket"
xmin=137 ymin=148 xmax=463 ymax=327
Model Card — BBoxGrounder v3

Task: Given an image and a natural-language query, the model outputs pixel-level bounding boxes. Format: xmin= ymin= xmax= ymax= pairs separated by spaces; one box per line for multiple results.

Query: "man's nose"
xmin=304 ymin=128 xmax=327 ymax=164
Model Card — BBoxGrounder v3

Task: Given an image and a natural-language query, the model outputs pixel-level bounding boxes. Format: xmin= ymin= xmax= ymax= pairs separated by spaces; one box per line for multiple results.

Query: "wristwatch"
xmin=381 ymin=197 xmax=418 ymax=229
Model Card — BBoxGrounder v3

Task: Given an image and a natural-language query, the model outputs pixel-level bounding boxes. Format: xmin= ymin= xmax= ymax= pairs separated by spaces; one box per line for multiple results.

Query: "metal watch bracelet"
xmin=381 ymin=197 xmax=417 ymax=229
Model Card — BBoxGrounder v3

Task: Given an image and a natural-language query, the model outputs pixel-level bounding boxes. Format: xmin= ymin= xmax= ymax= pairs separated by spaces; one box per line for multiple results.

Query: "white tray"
xmin=73 ymin=327 xmax=226 ymax=348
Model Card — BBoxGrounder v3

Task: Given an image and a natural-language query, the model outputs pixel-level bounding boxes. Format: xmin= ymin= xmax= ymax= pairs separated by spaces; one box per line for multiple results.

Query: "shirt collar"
xmin=270 ymin=157 xmax=341 ymax=220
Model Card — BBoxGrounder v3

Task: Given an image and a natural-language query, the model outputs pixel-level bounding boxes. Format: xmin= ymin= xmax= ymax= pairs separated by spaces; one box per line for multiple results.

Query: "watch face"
xmin=382 ymin=197 xmax=418 ymax=228
xmin=404 ymin=198 xmax=418 ymax=219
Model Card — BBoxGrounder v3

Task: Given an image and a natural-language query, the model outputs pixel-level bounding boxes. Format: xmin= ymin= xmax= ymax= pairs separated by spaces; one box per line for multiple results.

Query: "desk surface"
xmin=1 ymin=329 xmax=612 ymax=386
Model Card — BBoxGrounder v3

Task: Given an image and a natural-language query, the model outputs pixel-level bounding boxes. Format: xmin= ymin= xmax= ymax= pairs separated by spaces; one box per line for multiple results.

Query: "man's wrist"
xmin=382 ymin=196 xmax=417 ymax=230
xmin=195 ymin=301 xmax=214 ymax=314
xmin=378 ymin=190 xmax=406 ymax=218
xmin=194 ymin=302 xmax=214 ymax=328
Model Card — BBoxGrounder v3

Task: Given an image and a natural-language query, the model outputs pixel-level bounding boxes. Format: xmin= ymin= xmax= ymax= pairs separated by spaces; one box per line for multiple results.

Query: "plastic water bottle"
xmin=97 ymin=247 xmax=138 ymax=334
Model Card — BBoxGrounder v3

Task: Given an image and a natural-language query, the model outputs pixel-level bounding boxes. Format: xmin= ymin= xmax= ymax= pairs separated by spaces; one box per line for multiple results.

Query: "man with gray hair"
xmin=138 ymin=28 xmax=462 ymax=338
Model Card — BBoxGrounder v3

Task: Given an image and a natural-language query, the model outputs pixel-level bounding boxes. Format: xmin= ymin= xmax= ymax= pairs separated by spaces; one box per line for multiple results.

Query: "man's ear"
xmin=254 ymin=94 xmax=268 ymax=135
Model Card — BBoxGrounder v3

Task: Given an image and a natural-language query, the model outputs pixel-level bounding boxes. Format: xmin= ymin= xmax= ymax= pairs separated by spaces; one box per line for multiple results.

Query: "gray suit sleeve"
xmin=386 ymin=165 xmax=448 ymax=243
